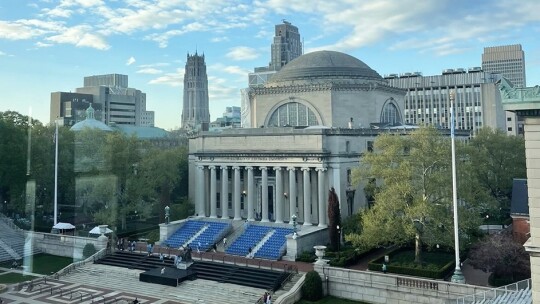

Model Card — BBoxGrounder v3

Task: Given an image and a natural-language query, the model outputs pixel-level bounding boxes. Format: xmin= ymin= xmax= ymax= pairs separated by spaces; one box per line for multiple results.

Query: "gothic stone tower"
xmin=181 ymin=52 xmax=210 ymax=130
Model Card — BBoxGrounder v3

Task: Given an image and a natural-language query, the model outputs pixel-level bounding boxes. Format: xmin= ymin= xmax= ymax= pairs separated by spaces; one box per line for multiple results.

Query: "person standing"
xmin=382 ymin=263 xmax=387 ymax=273
xmin=223 ymin=237 xmax=227 ymax=247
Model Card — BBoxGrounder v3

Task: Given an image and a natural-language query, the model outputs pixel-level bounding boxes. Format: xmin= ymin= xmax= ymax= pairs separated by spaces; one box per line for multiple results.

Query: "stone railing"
xmin=274 ymin=273 xmax=306 ymax=304
xmin=454 ymin=279 xmax=531 ymax=304
xmin=314 ymin=264 xmax=491 ymax=304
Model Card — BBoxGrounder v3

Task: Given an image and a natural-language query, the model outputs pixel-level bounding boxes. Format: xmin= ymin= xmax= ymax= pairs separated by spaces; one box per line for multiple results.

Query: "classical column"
xmin=274 ymin=167 xmax=284 ymax=223
xmin=196 ymin=165 xmax=205 ymax=217
xmin=261 ymin=167 xmax=269 ymax=222
xmin=311 ymin=169 xmax=318 ymax=225
xmin=209 ymin=166 xmax=217 ymax=218
xmin=302 ymin=167 xmax=312 ymax=226
xmin=246 ymin=166 xmax=255 ymax=221
xmin=221 ymin=166 xmax=228 ymax=218
xmin=317 ymin=168 xmax=327 ymax=227
xmin=288 ymin=167 xmax=296 ymax=224
xmin=233 ymin=166 xmax=241 ymax=220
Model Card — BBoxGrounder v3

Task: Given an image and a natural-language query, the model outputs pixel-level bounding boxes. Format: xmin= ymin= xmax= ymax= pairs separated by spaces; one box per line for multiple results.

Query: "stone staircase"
xmin=271 ymin=272 xmax=303 ymax=300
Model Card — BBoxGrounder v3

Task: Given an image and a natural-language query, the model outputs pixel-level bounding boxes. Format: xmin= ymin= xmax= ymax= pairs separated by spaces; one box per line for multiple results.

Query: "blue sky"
xmin=1 ymin=0 xmax=539 ymax=130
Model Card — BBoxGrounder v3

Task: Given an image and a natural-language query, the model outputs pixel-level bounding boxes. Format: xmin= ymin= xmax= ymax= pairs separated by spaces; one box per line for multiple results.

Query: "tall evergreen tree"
xmin=328 ymin=187 xmax=341 ymax=251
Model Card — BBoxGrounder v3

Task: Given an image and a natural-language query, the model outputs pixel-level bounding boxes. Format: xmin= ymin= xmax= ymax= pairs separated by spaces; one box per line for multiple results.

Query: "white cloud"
xmin=210 ymin=36 xmax=229 ymax=42
xmin=45 ymin=25 xmax=110 ymax=50
xmin=35 ymin=41 xmax=54 ymax=47
xmin=126 ymin=56 xmax=136 ymax=65
xmin=0 ymin=51 xmax=6 ymax=56
xmin=137 ymin=67 xmax=162 ymax=74
xmin=0 ymin=20 xmax=51 ymax=40
xmin=209 ymin=63 xmax=250 ymax=77
xmin=148 ymin=68 xmax=184 ymax=86
xmin=225 ymin=46 xmax=259 ymax=61
xmin=138 ymin=62 xmax=170 ymax=68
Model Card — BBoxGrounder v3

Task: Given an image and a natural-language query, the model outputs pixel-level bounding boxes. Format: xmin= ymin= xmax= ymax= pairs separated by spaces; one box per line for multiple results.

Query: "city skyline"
xmin=1 ymin=0 xmax=539 ymax=130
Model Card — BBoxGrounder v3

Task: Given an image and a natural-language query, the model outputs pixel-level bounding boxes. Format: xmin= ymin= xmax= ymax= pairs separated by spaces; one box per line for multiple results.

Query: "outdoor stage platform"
xmin=139 ymin=266 xmax=196 ymax=287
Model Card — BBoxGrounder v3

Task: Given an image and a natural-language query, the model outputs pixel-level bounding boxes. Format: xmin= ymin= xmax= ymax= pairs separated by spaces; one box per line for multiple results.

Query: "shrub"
xmin=301 ymin=271 xmax=323 ymax=301
xmin=296 ymin=251 xmax=316 ymax=263
xmin=83 ymin=243 xmax=97 ymax=258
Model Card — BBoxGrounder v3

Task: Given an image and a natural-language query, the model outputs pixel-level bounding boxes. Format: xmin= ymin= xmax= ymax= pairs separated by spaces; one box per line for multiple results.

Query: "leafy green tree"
xmin=348 ymin=126 xmax=482 ymax=263
xmin=0 ymin=112 xmax=28 ymax=212
xmin=139 ymin=146 xmax=189 ymax=222
xmin=465 ymin=128 xmax=526 ymax=217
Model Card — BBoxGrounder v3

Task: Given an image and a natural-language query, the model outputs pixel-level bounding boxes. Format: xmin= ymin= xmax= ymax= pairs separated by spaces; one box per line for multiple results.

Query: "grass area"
xmin=0 ymin=272 xmax=38 ymax=284
xmin=0 ymin=253 xmax=76 ymax=275
xmin=297 ymin=296 xmax=370 ymax=304
xmin=389 ymin=250 xmax=453 ymax=269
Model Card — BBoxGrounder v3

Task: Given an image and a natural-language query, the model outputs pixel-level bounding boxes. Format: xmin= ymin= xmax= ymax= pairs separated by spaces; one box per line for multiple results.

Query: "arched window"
xmin=267 ymin=102 xmax=320 ymax=127
xmin=381 ymin=100 xmax=401 ymax=125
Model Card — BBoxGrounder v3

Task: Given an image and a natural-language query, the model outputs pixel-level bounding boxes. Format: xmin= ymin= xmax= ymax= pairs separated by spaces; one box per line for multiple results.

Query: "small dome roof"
xmin=70 ymin=104 xmax=113 ymax=132
xmin=268 ymin=50 xmax=382 ymax=84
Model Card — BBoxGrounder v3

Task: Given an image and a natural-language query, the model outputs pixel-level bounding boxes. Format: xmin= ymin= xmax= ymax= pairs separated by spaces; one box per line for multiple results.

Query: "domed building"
xmin=247 ymin=50 xmax=404 ymax=128
xmin=187 ymin=51 xmax=407 ymax=260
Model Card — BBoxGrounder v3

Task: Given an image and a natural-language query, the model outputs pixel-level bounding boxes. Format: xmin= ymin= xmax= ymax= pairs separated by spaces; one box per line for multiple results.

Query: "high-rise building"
xmin=385 ymin=68 xmax=506 ymax=134
xmin=244 ymin=21 xmax=303 ymax=127
xmin=181 ymin=52 xmax=210 ymax=131
xmin=73 ymin=74 xmax=154 ymax=127
xmin=248 ymin=21 xmax=303 ymax=88
xmin=50 ymin=92 xmax=103 ymax=126
xmin=269 ymin=21 xmax=303 ymax=71
xmin=482 ymin=44 xmax=527 ymax=136
xmin=482 ymin=44 xmax=526 ymax=88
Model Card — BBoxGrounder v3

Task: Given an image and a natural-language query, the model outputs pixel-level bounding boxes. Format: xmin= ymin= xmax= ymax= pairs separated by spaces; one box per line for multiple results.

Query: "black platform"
xmin=139 ymin=266 xmax=196 ymax=287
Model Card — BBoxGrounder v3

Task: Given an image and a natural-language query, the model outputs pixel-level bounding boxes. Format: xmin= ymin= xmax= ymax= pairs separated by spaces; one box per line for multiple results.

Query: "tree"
xmin=327 ymin=187 xmax=341 ymax=251
xmin=347 ymin=126 xmax=482 ymax=263
xmin=468 ymin=233 xmax=530 ymax=283
xmin=301 ymin=270 xmax=323 ymax=301
xmin=465 ymin=128 xmax=526 ymax=216
xmin=139 ymin=146 xmax=189 ymax=222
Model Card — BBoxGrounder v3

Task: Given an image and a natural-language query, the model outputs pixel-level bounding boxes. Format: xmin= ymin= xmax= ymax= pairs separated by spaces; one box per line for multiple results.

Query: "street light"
xmin=485 ymin=215 xmax=490 ymax=234
xmin=336 ymin=225 xmax=341 ymax=259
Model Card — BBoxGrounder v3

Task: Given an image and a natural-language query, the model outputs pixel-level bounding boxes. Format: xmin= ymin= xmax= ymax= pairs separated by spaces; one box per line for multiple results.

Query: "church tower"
xmin=181 ymin=52 xmax=210 ymax=130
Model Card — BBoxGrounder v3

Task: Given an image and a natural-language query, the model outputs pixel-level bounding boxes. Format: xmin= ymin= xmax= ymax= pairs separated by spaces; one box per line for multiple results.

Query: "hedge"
xmin=367 ymin=247 xmax=455 ymax=279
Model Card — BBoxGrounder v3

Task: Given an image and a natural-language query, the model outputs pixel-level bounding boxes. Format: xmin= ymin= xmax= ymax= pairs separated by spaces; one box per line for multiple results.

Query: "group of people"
xmin=116 ymin=238 xmax=137 ymax=252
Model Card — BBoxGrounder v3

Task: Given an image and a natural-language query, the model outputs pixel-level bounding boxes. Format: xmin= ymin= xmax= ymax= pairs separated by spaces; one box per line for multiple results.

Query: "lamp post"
xmin=485 ymin=215 xmax=490 ymax=234
xmin=292 ymin=214 xmax=297 ymax=239
xmin=336 ymin=225 xmax=341 ymax=259
xmin=450 ymin=90 xmax=465 ymax=283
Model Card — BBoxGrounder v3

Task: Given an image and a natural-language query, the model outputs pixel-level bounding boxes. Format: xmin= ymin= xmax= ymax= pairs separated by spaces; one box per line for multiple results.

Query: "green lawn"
xmin=389 ymin=250 xmax=453 ymax=269
xmin=0 ymin=272 xmax=38 ymax=284
xmin=0 ymin=254 xmax=76 ymax=275
xmin=297 ymin=296 xmax=370 ymax=304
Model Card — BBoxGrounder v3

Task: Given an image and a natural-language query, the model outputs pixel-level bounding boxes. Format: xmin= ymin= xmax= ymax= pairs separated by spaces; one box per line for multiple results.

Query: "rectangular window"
xmin=228 ymin=193 xmax=232 ymax=209
xmin=217 ymin=193 xmax=221 ymax=209
xmin=347 ymin=169 xmax=352 ymax=187
xmin=507 ymin=117 xmax=512 ymax=121
xmin=367 ymin=141 xmax=374 ymax=153
xmin=508 ymin=127 xmax=513 ymax=132
xmin=346 ymin=141 xmax=350 ymax=153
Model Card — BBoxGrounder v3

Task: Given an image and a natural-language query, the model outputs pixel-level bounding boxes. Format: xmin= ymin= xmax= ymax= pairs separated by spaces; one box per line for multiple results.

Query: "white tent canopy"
xmin=52 ymin=222 xmax=75 ymax=230
xmin=89 ymin=226 xmax=113 ymax=235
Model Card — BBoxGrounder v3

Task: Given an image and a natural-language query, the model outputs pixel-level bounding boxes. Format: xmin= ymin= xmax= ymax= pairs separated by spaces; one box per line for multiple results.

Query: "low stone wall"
xmin=282 ymin=228 xmax=329 ymax=261
xmin=26 ymin=231 xmax=107 ymax=260
xmin=314 ymin=264 xmax=491 ymax=304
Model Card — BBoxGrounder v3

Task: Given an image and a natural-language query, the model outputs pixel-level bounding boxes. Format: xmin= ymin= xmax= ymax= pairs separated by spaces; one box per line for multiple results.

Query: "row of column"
xmin=196 ymin=165 xmax=328 ymax=227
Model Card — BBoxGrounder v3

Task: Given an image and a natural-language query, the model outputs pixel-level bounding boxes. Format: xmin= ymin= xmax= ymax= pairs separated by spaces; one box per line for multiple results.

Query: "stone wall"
xmin=282 ymin=228 xmax=329 ymax=261
xmin=27 ymin=231 xmax=107 ymax=260
xmin=313 ymin=264 xmax=491 ymax=304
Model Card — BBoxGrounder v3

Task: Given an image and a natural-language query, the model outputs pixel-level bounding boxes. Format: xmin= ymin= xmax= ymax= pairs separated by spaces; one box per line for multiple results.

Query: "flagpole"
xmin=54 ymin=119 xmax=59 ymax=225
xmin=450 ymin=90 xmax=465 ymax=283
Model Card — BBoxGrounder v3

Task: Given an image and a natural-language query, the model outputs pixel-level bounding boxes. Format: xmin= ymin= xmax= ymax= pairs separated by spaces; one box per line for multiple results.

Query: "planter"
xmin=314 ymin=245 xmax=327 ymax=265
